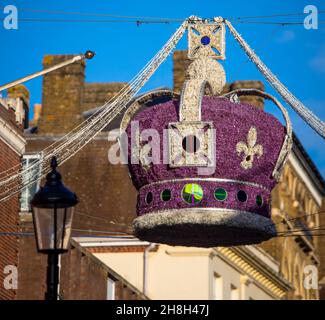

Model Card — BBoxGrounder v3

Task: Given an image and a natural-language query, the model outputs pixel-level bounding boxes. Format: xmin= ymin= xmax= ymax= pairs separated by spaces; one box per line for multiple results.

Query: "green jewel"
xmin=161 ymin=189 xmax=171 ymax=201
xmin=214 ymin=188 xmax=227 ymax=201
xmin=182 ymin=183 xmax=203 ymax=204
xmin=256 ymin=195 xmax=263 ymax=207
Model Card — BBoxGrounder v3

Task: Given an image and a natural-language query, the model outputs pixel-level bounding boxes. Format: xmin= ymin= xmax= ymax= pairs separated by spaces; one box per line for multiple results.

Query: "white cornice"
xmin=73 ymin=236 xmax=150 ymax=247
xmin=216 ymin=247 xmax=290 ymax=299
xmin=0 ymin=117 xmax=26 ymax=155
xmin=288 ymin=152 xmax=323 ymax=206
xmin=244 ymin=245 xmax=279 ymax=273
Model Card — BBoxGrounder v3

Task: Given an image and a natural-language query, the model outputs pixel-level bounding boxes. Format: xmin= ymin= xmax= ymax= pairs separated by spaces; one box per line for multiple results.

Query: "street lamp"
xmin=31 ymin=156 xmax=78 ymax=300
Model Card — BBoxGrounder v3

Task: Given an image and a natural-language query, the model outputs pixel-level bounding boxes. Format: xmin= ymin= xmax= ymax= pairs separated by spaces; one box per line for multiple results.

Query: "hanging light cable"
xmin=0 ymin=20 xmax=188 ymax=202
xmin=225 ymin=19 xmax=325 ymax=139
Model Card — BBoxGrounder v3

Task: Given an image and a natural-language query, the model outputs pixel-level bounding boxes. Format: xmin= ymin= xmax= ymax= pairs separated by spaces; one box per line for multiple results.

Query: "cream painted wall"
xmin=94 ymin=251 xmax=145 ymax=292
xmin=149 ymin=246 xmax=210 ymax=299
xmin=208 ymin=254 xmax=273 ymax=300
xmin=209 ymin=255 xmax=242 ymax=300
xmin=245 ymin=282 xmax=273 ymax=300
xmin=94 ymin=245 xmax=275 ymax=300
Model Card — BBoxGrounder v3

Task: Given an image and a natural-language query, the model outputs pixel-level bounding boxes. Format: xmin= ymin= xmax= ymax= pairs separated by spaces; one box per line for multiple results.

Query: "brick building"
xmin=4 ymin=51 xmax=324 ymax=299
xmin=0 ymin=86 xmax=27 ymax=299
xmin=172 ymin=51 xmax=325 ymax=300
xmin=18 ymin=55 xmax=138 ymax=299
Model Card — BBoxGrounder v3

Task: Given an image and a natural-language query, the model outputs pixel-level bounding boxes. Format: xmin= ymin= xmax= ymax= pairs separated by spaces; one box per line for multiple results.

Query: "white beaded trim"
xmin=139 ymin=177 xmax=269 ymax=192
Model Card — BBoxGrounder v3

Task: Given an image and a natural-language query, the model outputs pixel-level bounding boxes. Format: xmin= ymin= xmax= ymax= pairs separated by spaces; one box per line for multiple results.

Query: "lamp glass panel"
xmin=33 ymin=206 xmax=74 ymax=251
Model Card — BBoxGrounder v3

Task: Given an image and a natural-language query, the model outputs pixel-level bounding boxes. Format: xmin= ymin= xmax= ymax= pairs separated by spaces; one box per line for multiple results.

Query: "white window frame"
xmin=106 ymin=276 xmax=116 ymax=300
xmin=213 ymin=272 xmax=223 ymax=300
xmin=230 ymin=284 xmax=240 ymax=300
xmin=20 ymin=152 xmax=43 ymax=212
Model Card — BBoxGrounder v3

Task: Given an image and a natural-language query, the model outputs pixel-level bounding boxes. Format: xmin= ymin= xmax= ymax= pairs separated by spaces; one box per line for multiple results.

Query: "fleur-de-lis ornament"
xmin=236 ymin=126 xmax=263 ymax=169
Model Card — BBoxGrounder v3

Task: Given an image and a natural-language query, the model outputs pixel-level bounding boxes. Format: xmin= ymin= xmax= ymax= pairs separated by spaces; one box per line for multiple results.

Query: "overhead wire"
xmin=1 ymin=209 xmax=325 ymax=239
xmin=233 ymin=24 xmax=282 ymax=76
xmin=0 ymin=19 xmax=188 ymax=202
xmin=4 ymin=229 xmax=325 ymax=238
xmin=230 ymin=21 xmax=325 ymax=25
xmin=18 ymin=18 xmax=176 ymax=24
xmin=17 ymin=8 xmax=325 ymax=20
xmin=0 ymin=11 xmax=322 ymax=188
xmin=0 ymin=20 xmax=186 ymax=182
xmin=225 ymin=19 xmax=325 ymax=138
xmin=18 ymin=8 xmax=185 ymax=21
xmin=75 ymin=211 xmax=131 ymax=228
xmin=229 ymin=11 xmax=325 ymax=20
xmin=267 ymin=209 xmax=325 ymax=228
xmin=0 ymin=14 xmax=324 ymax=204
xmin=13 ymin=8 xmax=325 ymax=25
xmin=16 ymin=18 xmax=325 ymax=26
xmin=1 ymin=208 xmax=323 ymax=241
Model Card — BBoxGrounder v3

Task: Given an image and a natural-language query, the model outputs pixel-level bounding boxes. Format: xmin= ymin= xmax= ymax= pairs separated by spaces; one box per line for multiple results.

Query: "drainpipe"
xmin=143 ymin=243 xmax=157 ymax=296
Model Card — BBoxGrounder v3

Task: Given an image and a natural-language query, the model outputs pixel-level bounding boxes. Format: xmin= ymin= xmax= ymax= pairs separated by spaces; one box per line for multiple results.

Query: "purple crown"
xmin=121 ymin=56 xmax=292 ymax=247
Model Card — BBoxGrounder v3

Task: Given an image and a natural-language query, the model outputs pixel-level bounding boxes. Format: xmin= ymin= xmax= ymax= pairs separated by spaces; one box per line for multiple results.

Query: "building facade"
xmin=4 ymin=51 xmax=324 ymax=300
xmin=0 ymin=86 xmax=27 ymax=299
xmin=265 ymin=137 xmax=325 ymax=299
xmin=68 ymin=237 xmax=291 ymax=300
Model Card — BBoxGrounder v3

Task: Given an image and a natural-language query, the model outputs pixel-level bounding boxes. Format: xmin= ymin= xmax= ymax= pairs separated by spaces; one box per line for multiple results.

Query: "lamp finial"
xmin=51 ymin=156 xmax=58 ymax=170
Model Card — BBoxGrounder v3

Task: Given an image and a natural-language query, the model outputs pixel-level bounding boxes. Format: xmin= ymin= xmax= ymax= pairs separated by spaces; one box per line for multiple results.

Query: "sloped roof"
xmin=292 ymin=132 xmax=325 ymax=195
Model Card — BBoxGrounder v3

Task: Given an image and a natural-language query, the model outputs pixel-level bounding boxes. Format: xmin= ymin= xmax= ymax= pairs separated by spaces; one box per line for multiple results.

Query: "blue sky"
xmin=0 ymin=0 xmax=324 ymax=178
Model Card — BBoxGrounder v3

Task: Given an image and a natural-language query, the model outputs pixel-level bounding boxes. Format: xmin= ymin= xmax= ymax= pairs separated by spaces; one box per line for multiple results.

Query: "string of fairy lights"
xmin=0 ymin=13 xmax=324 ymax=246
xmin=0 ymin=15 xmax=324 ymax=206
xmin=0 ymin=18 xmax=188 ymax=202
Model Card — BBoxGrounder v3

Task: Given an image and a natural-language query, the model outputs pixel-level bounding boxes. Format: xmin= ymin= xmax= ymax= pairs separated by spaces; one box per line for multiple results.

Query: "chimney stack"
xmin=7 ymin=84 xmax=30 ymax=128
xmin=38 ymin=55 xmax=85 ymax=134
xmin=173 ymin=51 xmax=191 ymax=94
xmin=172 ymin=50 xmax=264 ymax=109
xmin=230 ymin=80 xmax=265 ymax=110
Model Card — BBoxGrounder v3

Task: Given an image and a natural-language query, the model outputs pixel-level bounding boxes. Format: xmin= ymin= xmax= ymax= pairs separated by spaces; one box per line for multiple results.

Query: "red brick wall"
xmin=60 ymin=246 xmax=107 ymax=300
xmin=0 ymin=102 xmax=23 ymax=133
xmin=16 ymin=54 xmax=134 ymax=298
xmin=17 ymin=52 xmax=268 ymax=299
xmin=25 ymin=135 xmax=136 ymax=234
xmin=0 ymin=139 xmax=21 ymax=300
xmin=172 ymin=50 xmax=265 ymax=109
xmin=60 ymin=245 xmax=146 ymax=300
xmin=17 ymin=134 xmax=137 ymax=299
xmin=16 ymin=231 xmax=47 ymax=300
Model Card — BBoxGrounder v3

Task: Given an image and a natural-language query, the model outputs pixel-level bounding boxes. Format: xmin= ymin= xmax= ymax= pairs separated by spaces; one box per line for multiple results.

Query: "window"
xmin=213 ymin=273 xmax=223 ymax=300
xmin=20 ymin=153 xmax=42 ymax=212
xmin=230 ymin=284 xmax=240 ymax=300
xmin=106 ymin=276 xmax=116 ymax=300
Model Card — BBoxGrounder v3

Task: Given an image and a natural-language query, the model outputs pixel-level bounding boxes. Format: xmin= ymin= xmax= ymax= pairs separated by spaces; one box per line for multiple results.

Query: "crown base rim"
xmin=133 ymin=209 xmax=276 ymax=247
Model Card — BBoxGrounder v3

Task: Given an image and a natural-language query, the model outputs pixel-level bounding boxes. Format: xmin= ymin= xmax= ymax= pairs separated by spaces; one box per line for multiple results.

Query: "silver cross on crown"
xmin=188 ymin=16 xmax=226 ymax=60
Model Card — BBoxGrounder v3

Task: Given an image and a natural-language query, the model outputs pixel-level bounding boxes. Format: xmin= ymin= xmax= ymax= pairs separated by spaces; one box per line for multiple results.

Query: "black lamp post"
xmin=31 ymin=156 xmax=78 ymax=300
